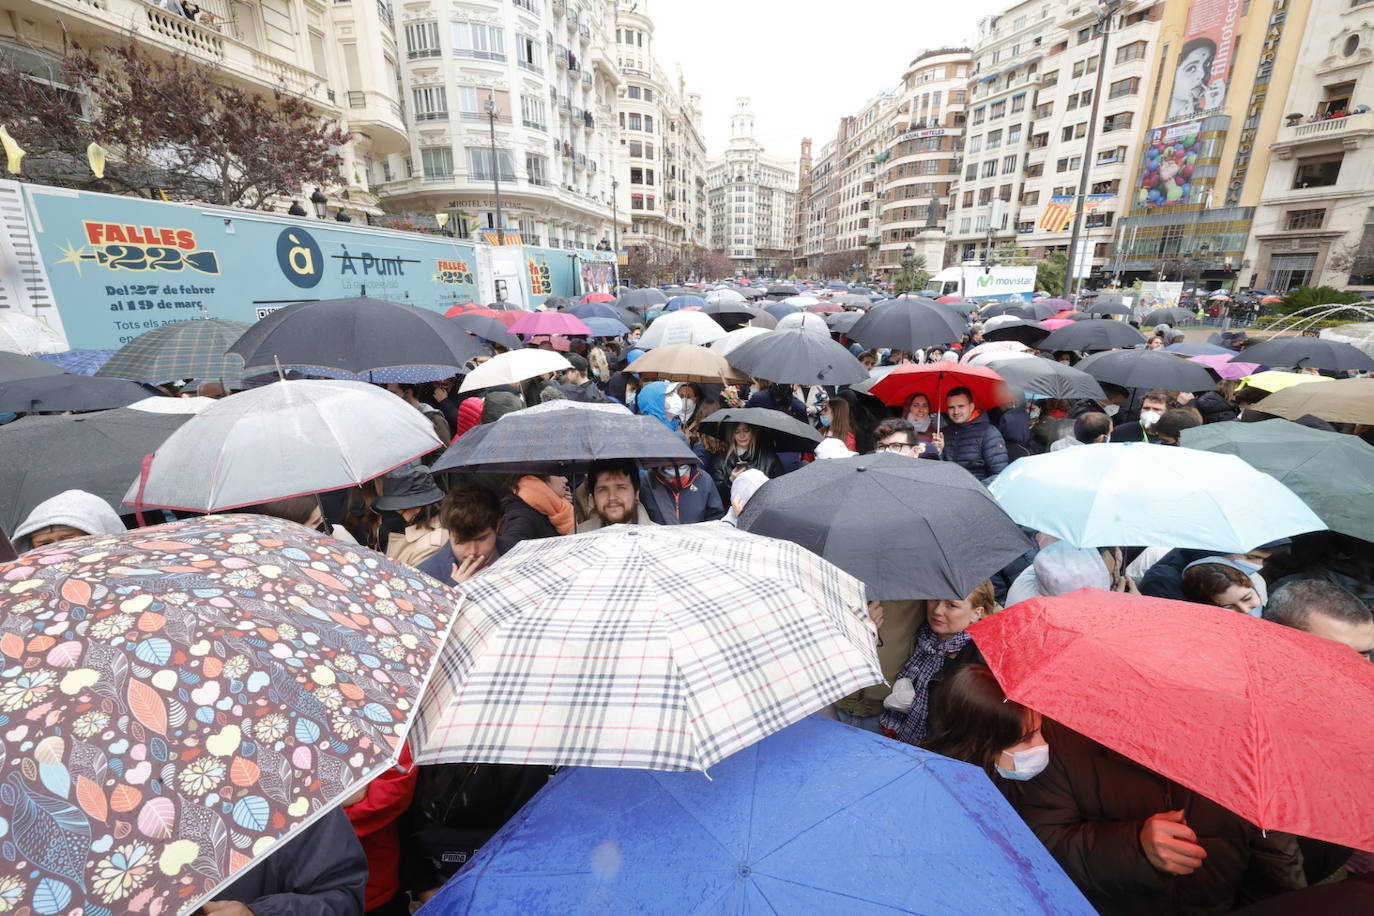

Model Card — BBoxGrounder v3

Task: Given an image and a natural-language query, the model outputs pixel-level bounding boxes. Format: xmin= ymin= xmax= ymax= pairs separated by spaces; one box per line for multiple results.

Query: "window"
xmin=1034 ymin=102 xmax=1054 ymax=119
xmin=1102 ymin=112 xmax=1133 ymax=132
xmin=969 ymin=135 xmax=983 ymax=153
xmin=525 ymin=153 xmax=547 ymax=185
xmin=1116 ymin=41 xmax=1148 ymax=63
xmin=1011 ymin=93 xmax=1026 ymax=113
xmin=421 ymin=147 xmax=453 ymax=180
xmin=452 ymin=22 xmax=505 ymax=60
xmin=1086 ymin=211 xmax=1114 ymax=228
xmin=1062 ymin=122 xmax=1087 ymax=141
xmin=1026 ymin=162 xmax=1044 ymax=178
xmin=981 ymin=160 xmax=997 ymax=178
xmin=521 ymin=94 xmax=547 ymax=130
xmin=631 ymin=195 xmax=644 ymax=210
xmin=1042 ymin=70 xmax=1059 ymax=88
xmin=978 ymin=187 xmax=993 ymax=204
xmin=627 ymin=86 xmax=641 ymax=99
xmin=1294 ymin=154 xmax=1343 ymax=188
xmin=1022 ymin=190 xmax=1040 ymax=206
xmin=412 ymin=86 xmax=447 ymax=120
xmin=1056 ymin=156 xmax=1082 ymax=172
xmin=1003 ymin=154 xmax=1018 ymax=174
xmin=998 ymin=184 xmax=1013 ymax=201
xmin=628 ymin=140 xmax=643 ymax=157
xmin=971 ymin=106 xmax=986 ymax=125
xmin=1029 ymin=132 xmax=1049 ymax=149
xmin=1008 ymin=125 xmax=1023 ymax=144
xmin=644 ymin=115 xmax=654 ymax=132
xmin=965 ymin=163 xmax=978 ymax=181
xmin=643 ymin=88 xmax=654 ymax=101
xmin=987 ymin=129 xmax=1003 ymax=149
xmin=513 ymin=0 xmax=539 ymax=11
xmin=628 ymin=113 xmax=642 ymax=130
xmin=457 ymin=87 xmax=509 ymax=120
xmin=516 ymin=33 xmax=542 ymax=72
xmin=960 ymin=217 xmax=972 ymax=233
xmin=990 ymin=100 xmax=1007 ymax=119
xmin=405 ymin=21 xmax=440 ymax=58
xmin=1072 ymin=55 xmax=1098 ymax=77
xmin=1286 ymin=208 xmax=1326 ymax=229
xmin=467 ymin=147 xmax=516 ymax=181
xmin=645 ymin=142 xmax=654 ymax=157
xmin=962 ymin=190 xmax=975 ymax=207
xmin=1109 ymin=77 xmax=1140 ymax=99
xmin=1096 ymin=146 xmax=1127 ymax=164
xmin=1321 ymin=81 xmax=1356 ymax=117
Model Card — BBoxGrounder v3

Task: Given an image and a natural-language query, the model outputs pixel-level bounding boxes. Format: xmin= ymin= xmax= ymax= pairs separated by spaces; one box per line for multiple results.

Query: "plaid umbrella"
xmin=36 ymin=349 xmax=118 ymax=376
xmin=96 ymin=319 xmax=250 ymax=387
xmin=410 ymin=523 xmax=881 ymax=771
xmin=0 ymin=515 xmax=457 ymax=915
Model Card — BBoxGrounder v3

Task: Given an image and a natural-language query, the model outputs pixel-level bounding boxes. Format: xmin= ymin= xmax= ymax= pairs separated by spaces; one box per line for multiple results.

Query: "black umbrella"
xmin=1060 ymin=311 xmax=1093 ymax=321
xmin=981 ymin=356 xmax=1107 ymax=400
xmin=1143 ymin=307 xmax=1197 ymax=326
xmin=617 ymin=289 xmax=669 ymax=310
xmin=1229 ymin=337 xmax=1374 ymax=372
xmin=0 ymin=373 xmax=153 ymax=413
xmin=699 ymin=299 xmax=760 ymax=326
xmin=766 ymin=285 xmax=801 ymax=298
xmin=545 ymin=296 xmax=574 ymax=311
xmin=449 ymin=313 xmax=523 ymax=350
xmin=849 ymin=299 xmax=966 ymax=351
xmin=228 ymin=296 xmax=487 ymax=379
xmin=982 ymin=319 xmax=1050 ymax=348
xmin=825 ymin=311 xmax=864 ymax=334
xmin=1020 ymin=302 xmax=1060 ymax=321
xmin=725 ymin=329 xmax=869 ymax=386
xmin=0 ymin=351 xmax=66 ymax=384
xmin=0 ymin=407 xmax=193 ymax=534
xmin=1075 ymin=349 xmax=1218 ymax=392
xmin=696 ymin=407 xmax=823 ymax=453
xmin=977 ymin=303 xmax=1028 ymax=320
xmin=737 ymin=452 xmax=1033 ymax=600
xmin=1087 ymin=300 xmax=1131 ymax=316
xmin=738 ymin=287 xmax=766 ymax=299
xmin=432 ymin=402 xmax=697 ymax=474
xmin=1039 ymin=321 xmax=1146 ymax=352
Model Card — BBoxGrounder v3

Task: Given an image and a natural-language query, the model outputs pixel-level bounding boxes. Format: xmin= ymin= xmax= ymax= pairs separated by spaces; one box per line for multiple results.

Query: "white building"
xmin=377 ymin=0 xmax=621 ymax=249
xmin=707 ymin=97 xmax=798 ymax=275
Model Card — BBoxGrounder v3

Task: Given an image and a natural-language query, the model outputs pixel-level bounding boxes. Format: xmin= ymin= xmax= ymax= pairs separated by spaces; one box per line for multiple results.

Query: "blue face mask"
xmin=818 ymin=415 xmax=831 ymax=429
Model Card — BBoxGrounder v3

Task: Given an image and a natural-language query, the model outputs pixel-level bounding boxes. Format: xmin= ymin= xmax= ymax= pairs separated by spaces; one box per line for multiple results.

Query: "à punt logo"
xmin=54 ymin=222 xmax=222 ymax=276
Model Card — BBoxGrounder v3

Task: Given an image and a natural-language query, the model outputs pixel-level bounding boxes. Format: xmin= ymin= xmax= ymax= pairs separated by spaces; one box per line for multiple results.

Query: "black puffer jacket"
xmin=496 ymin=493 xmax=557 ymax=554
xmin=940 ymin=413 xmax=1009 ymax=481
xmin=1192 ymin=390 xmax=1239 ymax=424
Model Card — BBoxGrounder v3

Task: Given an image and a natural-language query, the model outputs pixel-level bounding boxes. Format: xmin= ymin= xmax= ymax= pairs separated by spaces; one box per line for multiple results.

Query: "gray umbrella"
xmin=0 ymin=374 xmax=153 ymax=413
xmin=0 ymin=407 xmax=193 ymax=534
xmin=695 ymin=407 xmax=823 ymax=454
xmin=432 ymin=400 xmax=697 ymax=474
xmin=96 ymin=318 xmax=250 ymax=387
xmin=1076 ymin=349 xmax=1218 ymax=392
xmin=983 ymin=356 xmax=1107 ymax=400
xmin=726 ymin=329 xmax=869 ymax=386
xmin=1039 ymin=321 xmax=1146 ymax=352
xmin=449 ymin=313 xmax=523 ymax=350
xmin=617 ymin=289 xmax=669 ymax=310
xmin=848 ymin=299 xmax=966 ymax=351
xmin=0 ymin=351 xmax=66 ymax=384
xmin=825 ymin=311 xmax=864 ymax=334
xmin=738 ymin=452 xmax=1033 ymax=600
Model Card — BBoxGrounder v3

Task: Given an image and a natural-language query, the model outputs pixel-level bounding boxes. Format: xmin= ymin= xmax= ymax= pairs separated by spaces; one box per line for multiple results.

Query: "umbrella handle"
xmin=133 ymin=452 xmax=153 ymax=529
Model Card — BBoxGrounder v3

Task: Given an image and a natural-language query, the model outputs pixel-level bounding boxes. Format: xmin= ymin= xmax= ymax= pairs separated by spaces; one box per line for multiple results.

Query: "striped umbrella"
xmin=96 ymin=318 xmax=250 ymax=387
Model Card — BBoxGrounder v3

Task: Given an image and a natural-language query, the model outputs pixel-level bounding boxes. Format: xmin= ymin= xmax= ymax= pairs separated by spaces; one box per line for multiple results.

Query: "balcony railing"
xmin=376 ymin=0 xmax=393 ymax=26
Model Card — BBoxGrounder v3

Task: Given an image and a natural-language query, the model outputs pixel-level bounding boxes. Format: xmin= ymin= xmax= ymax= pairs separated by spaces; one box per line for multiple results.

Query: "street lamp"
xmin=484 ymin=96 xmax=506 ymax=247
xmin=610 ymin=177 xmax=621 ymax=287
xmin=287 ymin=200 xmax=307 ymax=217
xmin=310 ymin=187 xmax=328 ymax=219
xmin=900 ymin=244 xmax=916 ymax=293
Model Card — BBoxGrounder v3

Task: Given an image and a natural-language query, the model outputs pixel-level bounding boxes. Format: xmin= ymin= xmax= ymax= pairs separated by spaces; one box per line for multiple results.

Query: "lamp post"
xmin=1062 ymin=0 xmax=1121 ymax=298
xmin=900 ymin=243 xmax=915 ymax=293
xmin=309 ymin=187 xmax=327 ymax=219
xmin=610 ymin=177 xmax=620 ymax=287
xmin=484 ymin=97 xmax=506 ymax=247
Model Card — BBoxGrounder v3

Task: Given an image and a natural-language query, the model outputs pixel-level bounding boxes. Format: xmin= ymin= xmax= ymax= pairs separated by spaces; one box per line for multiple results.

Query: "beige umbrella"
xmin=1253 ymin=377 xmax=1374 ymax=425
xmin=627 ymin=344 xmax=748 ymax=384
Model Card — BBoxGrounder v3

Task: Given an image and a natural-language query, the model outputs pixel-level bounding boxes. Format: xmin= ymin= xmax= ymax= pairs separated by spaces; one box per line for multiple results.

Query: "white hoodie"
xmin=14 ymin=490 xmax=127 ymax=552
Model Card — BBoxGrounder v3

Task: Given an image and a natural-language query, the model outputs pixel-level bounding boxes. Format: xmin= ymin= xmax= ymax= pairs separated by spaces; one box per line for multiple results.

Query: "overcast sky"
xmin=648 ymin=0 xmax=1012 ymax=162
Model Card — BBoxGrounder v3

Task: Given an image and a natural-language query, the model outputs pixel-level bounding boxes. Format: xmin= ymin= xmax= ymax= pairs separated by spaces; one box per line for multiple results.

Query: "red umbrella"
xmin=935 ymin=295 xmax=962 ymax=304
xmin=494 ymin=309 xmax=533 ymax=328
xmin=1261 ymin=296 xmax=1284 ymax=304
xmin=806 ymin=301 xmax=843 ymax=314
xmin=443 ymin=301 xmax=479 ymax=317
xmin=507 ymin=310 xmax=593 ymax=337
xmin=867 ymin=363 xmax=1013 ymax=411
xmin=581 ymin=292 xmax=615 ymax=303
xmin=970 ymin=589 xmax=1374 ymax=853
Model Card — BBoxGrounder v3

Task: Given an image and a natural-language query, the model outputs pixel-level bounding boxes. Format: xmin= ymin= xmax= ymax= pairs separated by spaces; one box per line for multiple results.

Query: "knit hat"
xmin=481 ymin=390 xmax=524 ymax=423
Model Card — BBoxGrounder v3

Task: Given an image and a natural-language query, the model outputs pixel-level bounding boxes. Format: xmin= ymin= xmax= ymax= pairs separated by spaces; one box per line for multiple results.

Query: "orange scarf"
xmin=516 ymin=476 xmax=575 ymax=535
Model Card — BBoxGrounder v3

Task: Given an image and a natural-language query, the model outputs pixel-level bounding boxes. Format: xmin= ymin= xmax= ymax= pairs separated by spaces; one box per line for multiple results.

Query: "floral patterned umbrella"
xmin=0 ymin=515 xmax=458 ymax=915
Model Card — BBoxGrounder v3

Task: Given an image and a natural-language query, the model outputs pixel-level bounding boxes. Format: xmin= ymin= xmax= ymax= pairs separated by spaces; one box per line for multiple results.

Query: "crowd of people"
xmin=5 ymin=289 xmax=1374 ymax=915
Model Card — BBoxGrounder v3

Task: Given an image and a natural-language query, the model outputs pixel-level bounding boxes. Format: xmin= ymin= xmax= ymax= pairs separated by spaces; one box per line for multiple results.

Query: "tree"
xmin=1275 ymin=285 xmax=1365 ymax=316
xmin=0 ymin=42 xmax=349 ymax=208
xmin=988 ymin=242 xmax=1033 ymax=266
xmin=818 ymin=250 xmax=865 ymax=279
xmin=1035 ymin=252 xmax=1068 ymax=297
xmin=893 ymin=254 xmax=931 ymax=294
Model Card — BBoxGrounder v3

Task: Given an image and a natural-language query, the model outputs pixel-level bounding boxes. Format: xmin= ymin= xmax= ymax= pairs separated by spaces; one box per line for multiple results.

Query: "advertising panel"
xmin=1137 ymin=281 xmax=1186 ymax=312
xmin=961 ymin=266 xmax=1038 ymax=301
xmin=1135 ymin=118 xmax=1208 ymax=210
xmin=1164 ymin=0 xmax=1241 ymax=122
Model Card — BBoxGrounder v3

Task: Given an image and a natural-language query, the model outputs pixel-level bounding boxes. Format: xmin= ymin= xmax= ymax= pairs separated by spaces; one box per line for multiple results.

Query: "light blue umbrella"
xmin=664 ymin=294 xmax=707 ymax=311
xmin=417 ymin=715 xmax=1093 ymax=915
xmin=988 ymin=443 xmax=1325 ymax=551
xmin=35 ymin=348 xmax=117 ymax=375
xmin=583 ymin=316 xmax=630 ymax=338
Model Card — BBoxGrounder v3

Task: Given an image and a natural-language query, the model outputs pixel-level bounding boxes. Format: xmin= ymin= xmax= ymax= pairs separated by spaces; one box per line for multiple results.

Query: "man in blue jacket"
xmin=936 ymin=387 xmax=1009 ymax=482
xmin=641 ymin=463 xmax=725 ymax=524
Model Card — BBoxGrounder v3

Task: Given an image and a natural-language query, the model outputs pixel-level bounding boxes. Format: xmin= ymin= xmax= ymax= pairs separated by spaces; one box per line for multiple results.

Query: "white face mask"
xmin=996 ymin=743 xmax=1050 ymax=781
xmin=909 ymin=416 xmax=932 ymax=433
xmin=1139 ymin=409 xmax=1162 ymax=428
xmin=1103 ymin=403 xmax=1120 ymax=417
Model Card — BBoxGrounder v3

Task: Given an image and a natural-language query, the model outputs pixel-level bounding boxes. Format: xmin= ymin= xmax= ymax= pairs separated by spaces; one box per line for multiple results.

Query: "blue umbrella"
xmin=417 ymin=715 xmax=1093 ymax=915
xmin=763 ymin=301 xmax=800 ymax=321
xmin=583 ymin=316 xmax=630 ymax=338
xmin=664 ymin=295 xmax=707 ymax=311
xmin=36 ymin=348 xmax=117 ymax=375
xmin=826 ymin=280 xmax=848 ymax=290
xmin=570 ymin=301 xmax=621 ymax=320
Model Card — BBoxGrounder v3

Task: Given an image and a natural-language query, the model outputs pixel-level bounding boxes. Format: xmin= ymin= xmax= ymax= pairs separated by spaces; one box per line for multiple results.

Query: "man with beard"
xmin=577 ymin=459 xmax=657 ymax=531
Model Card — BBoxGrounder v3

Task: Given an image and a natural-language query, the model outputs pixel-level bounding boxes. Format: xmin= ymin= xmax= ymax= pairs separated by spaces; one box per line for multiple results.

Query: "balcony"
xmin=556 ymin=45 xmax=569 ymax=67
xmin=1272 ymin=112 xmax=1374 ymax=157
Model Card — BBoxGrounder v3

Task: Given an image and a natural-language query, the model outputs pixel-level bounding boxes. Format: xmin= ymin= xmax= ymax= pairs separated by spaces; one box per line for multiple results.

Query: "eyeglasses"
xmin=875 ymin=440 xmax=914 ymax=452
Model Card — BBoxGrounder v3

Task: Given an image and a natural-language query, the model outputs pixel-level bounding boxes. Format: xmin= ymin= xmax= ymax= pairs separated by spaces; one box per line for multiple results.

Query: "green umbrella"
xmin=1182 ymin=418 xmax=1374 ymax=542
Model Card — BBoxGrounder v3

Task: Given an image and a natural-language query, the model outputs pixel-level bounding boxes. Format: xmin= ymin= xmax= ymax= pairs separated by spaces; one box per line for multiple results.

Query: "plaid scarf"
xmin=881 ymin=623 xmax=972 ymax=746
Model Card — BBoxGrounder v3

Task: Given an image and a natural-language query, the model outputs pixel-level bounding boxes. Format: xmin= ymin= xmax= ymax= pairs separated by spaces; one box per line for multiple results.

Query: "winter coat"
xmin=346 ymin=745 xmax=417 ymax=911
xmin=718 ymin=445 xmax=784 ymax=490
xmin=642 ymin=468 xmax=725 ymax=524
xmin=14 ymin=489 xmax=126 ymax=552
xmin=385 ymin=518 xmax=447 ymax=568
xmin=940 ymin=412 xmax=1009 ymax=481
xmin=496 ymin=493 xmax=558 ymax=554
xmin=1138 ymin=548 xmax=1214 ymax=602
xmin=835 ymin=600 xmax=926 ymax=719
xmin=417 ymin=545 xmax=459 ymax=586
xmin=1018 ymin=721 xmax=1304 ymax=916
xmin=1193 ymin=391 xmax=1239 ymax=424
xmin=744 ymin=390 xmax=808 ymax=423
xmin=576 ymin=502 xmax=657 ymax=532
xmin=213 ymin=806 xmax=367 ymax=916
xmin=560 ymin=379 xmax=609 ymax=403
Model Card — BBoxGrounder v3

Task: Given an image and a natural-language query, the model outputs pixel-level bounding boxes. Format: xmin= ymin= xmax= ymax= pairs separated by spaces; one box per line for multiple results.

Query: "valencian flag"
xmin=1038 ymin=194 xmax=1114 ymax=232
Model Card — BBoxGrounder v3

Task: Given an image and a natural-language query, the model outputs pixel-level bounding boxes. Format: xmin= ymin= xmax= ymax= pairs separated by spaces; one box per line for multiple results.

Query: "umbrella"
xmin=95 ymin=318 xmax=250 ymax=387
xmin=1057 ymin=310 xmax=1092 ymax=321
xmin=409 ymin=524 xmax=881 ymax=771
xmin=448 ymin=312 xmax=524 ymax=349
xmin=127 ymin=395 xmax=215 ymax=415
xmin=492 ymin=309 xmax=533 ymax=329
xmin=740 ymin=453 xmax=1032 ymax=600
xmin=696 ymin=407 xmax=823 ymax=453
xmin=544 ymin=295 xmax=574 ymax=310
xmin=638 ymin=310 xmax=727 ymax=348
xmin=848 ymin=299 xmax=965 ymax=351
xmin=699 ymin=298 xmax=762 ymax=325
xmin=766 ymin=284 xmax=801 ymax=297
xmin=1208 ymin=290 xmax=1233 ymax=299
xmin=432 ymin=400 xmax=699 ymax=474
xmin=0 ymin=373 xmax=153 ymax=414
xmin=1038 ymin=297 xmax=1073 ymax=311
xmin=1238 ymin=370 xmax=1328 ymax=394
xmin=580 ymin=291 xmax=615 ymax=303
xmin=1163 ymin=342 xmax=1231 ymax=356
xmin=781 ymin=295 xmax=822 ymax=308
xmin=126 ymin=379 xmax=442 ymax=512
xmin=705 ymin=288 xmax=747 ymax=305
xmin=570 ymin=301 xmax=620 ymax=320
xmin=1020 ymin=302 xmax=1060 ymax=320
xmin=762 ymin=301 xmax=801 ymax=321
xmin=726 ymin=328 xmax=868 ymax=386
xmin=868 ymin=363 xmax=1013 ymax=411
xmin=710 ymin=326 xmax=772 ymax=357
xmin=0 ymin=312 xmax=65 ymax=354
xmin=1086 ymin=300 xmax=1130 ymax=316
xmin=664 ymin=294 xmax=707 ymax=311
xmin=1074 ymin=349 xmax=1218 ymax=392
xmin=0 ymin=350 xmax=66 ymax=384
xmin=0 ymin=515 xmax=457 ymax=915
xmin=416 ymin=716 xmax=1093 ymax=915
xmin=229 ymin=296 xmax=485 ymax=381
xmin=0 ymin=407 xmax=192 ymax=533
xmin=35 ymin=348 xmax=118 ymax=376
xmin=935 ymin=295 xmax=963 ymax=304
xmin=983 ymin=319 xmax=1051 ymax=348
xmin=825 ymin=311 xmax=863 ymax=334
xmin=1143 ymin=307 xmax=1197 ymax=325
xmin=624 ymin=344 xmax=747 ymax=384
xmin=835 ymin=293 xmax=874 ymax=308
xmin=970 ymin=590 xmax=1374 ymax=853
xmin=1188 ymin=353 xmax=1260 ymax=380
xmin=1229 ymin=337 xmax=1374 ymax=371
xmin=1261 ymin=295 xmax=1284 ymax=304
xmin=1251 ymin=377 xmax=1374 ymax=425
xmin=507 ymin=311 xmax=592 ymax=338
xmin=1038 ymin=321 xmax=1146 ymax=352
xmin=978 ymin=303 xmax=1028 ymax=320
xmin=442 ymin=301 xmax=480 ymax=317
xmin=773 ymin=311 xmax=830 ymax=336
xmin=458 ymin=349 xmax=572 ymax=393
xmin=617 ymin=288 xmax=669 ymax=310
xmin=983 ymin=356 xmax=1107 ymax=400
xmin=962 ymin=341 xmax=1034 ymax=365
xmin=582 ymin=316 xmax=631 ymax=338
xmin=1183 ymin=418 xmax=1374 ymax=542
xmin=988 ymin=443 xmax=1325 ymax=551
xmin=806 ymin=301 xmax=843 ymax=314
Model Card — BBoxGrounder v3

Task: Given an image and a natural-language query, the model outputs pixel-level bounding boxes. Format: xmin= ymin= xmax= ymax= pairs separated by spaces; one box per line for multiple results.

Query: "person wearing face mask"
xmin=819 ymin=398 xmax=857 ymax=451
xmin=901 ymin=393 xmax=938 ymax=447
xmin=641 ymin=460 xmax=725 ymax=525
xmin=921 ymin=664 xmax=1049 ymax=803
xmin=1182 ymin=559 xmax=1267 ymax=616
xmin=1068 ymin=382 xmax=1136 ymax=428
xmin=1111 ymin=390 xmax=1177 ymax=443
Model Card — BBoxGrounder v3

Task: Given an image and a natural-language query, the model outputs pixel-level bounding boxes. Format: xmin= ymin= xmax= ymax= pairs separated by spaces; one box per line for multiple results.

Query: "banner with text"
xmin=962 ymin=266 xmax=1038 ymax=301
